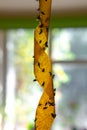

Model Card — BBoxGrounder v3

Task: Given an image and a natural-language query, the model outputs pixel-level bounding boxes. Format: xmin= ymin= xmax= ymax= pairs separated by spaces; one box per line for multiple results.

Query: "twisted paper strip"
xmin=34 ymin=0 xmax=56 ymax=129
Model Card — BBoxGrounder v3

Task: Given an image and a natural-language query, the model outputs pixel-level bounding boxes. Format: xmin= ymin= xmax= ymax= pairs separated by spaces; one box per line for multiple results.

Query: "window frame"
xmin=0 ymin=15 xmax=87 ymax=28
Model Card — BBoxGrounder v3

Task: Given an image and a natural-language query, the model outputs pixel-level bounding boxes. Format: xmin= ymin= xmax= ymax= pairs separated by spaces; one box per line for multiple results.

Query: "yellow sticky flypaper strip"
xmin=34 ymin=0 xmax=56 ymax=129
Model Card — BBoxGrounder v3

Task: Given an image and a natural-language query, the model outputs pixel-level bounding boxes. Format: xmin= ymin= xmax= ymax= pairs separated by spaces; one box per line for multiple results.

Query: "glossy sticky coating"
xmin=34 ymin=0 xmax=56 ymax=129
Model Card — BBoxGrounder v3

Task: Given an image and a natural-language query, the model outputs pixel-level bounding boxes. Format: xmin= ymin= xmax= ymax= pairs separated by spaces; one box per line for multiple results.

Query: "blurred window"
xmin=0 ymin=28 xmax=87 ymax=130
xmin=51 ymin=28 xmax=87 ymax=130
